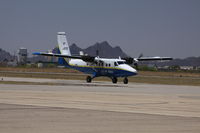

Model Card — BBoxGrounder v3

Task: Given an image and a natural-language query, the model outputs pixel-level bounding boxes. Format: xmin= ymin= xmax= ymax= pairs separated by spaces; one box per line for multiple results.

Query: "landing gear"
xmin=86 ymin=76 xmax=127 ymax=84
xmin=123 ymin=77 xmax=128 ymax=84
xmin=86 ymin=76 xmax=92 ymax=83
xmin=112 ymin=77 xmax=118 ymax=84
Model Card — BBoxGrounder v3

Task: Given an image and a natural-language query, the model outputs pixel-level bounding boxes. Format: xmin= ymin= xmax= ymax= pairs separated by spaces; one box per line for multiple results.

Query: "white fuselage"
xmin=68 ymin=57 xmax=137 ymax=78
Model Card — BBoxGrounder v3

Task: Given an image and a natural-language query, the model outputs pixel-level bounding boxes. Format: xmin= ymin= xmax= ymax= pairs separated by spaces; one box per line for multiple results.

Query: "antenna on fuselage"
xmin=96 ymin=50 xmax=99 ymax=56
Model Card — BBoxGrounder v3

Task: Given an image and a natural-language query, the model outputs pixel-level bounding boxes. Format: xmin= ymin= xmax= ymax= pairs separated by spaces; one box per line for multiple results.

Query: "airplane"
xmin=33 ymin=32 xmax=173 ymax=84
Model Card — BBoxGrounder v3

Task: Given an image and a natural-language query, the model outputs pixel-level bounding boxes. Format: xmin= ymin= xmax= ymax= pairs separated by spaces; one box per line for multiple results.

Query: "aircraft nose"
xmin=128 ymin=66 xmax=138 ymax=75
xmin=119 ymin=64 xmax=137 ymax=76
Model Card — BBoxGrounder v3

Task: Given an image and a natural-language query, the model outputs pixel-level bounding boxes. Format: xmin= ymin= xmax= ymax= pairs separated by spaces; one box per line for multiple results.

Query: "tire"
xmin=123 ymin=77 xmax=128 ymax=84
xmin=112 ymin=77 xmax=118 ymax=84
xmin=86 ymin=76 xmax=92 ymax=83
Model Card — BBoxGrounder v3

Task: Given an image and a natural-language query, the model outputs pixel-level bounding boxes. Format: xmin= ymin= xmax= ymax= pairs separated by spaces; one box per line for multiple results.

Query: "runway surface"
xmin=0 ymin=77 xmax=200 ymax=133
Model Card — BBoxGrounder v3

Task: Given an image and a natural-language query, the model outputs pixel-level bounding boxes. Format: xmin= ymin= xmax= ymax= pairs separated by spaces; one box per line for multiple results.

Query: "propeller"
xmin=122 ymin=57 xmax=134 ymax=64
xmin=122 ymin=53 xmax=144 ymax=70
xmin=81 ymin=55 xmax=95 ymax=62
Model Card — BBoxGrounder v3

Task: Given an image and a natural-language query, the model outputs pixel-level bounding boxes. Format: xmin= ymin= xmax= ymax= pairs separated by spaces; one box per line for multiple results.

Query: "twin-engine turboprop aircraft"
xmin=33 ymin=32 xmax=172 ymax=84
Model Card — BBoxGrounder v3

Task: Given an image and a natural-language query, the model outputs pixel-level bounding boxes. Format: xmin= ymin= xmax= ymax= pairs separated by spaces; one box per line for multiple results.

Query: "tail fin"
xmin=57 ymin=32 xmax=71 ymax=67
xmin=57 ymin=32 xmax=71 ymax=56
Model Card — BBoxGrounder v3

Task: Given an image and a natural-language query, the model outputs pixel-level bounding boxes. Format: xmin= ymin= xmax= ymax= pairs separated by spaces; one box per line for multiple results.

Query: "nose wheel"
xmin=123 ymin=77 xmax=128 ymax=84
xmin=86 ymin=76 xmax=92 ymax=83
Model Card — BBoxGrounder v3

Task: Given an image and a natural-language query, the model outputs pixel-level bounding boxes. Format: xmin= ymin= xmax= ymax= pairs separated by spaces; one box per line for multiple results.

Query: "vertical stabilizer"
xmin=57 ymin=32 xmax=71 ymax=56
xmin=57 ymin=32 xmax=71 ymax=66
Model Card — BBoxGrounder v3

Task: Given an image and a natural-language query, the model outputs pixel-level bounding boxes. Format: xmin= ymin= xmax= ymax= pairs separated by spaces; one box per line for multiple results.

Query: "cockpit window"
xmin=117 ymin=61 xmax=125 ymax=65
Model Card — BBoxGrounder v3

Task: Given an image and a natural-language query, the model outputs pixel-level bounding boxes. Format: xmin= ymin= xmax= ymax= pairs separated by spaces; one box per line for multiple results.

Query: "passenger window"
xmin=114 ymin=62 xmax=118 ymax=66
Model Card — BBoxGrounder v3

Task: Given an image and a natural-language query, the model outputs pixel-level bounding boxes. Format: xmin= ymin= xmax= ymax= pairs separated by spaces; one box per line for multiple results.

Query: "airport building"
xmin=18 ymin=47 xmax=28 ymax=65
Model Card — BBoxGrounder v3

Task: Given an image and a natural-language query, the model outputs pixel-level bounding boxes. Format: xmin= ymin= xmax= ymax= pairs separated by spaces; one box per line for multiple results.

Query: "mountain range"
xmin=156 ymin=57 xmax=200 ymax=67
xmin=0 ymin=48 xmax=15 ymax=62
xmin=57 ymin=41 xmax=127 ymax=58
xmin=0 ymin=41 xmax=200 ymax=66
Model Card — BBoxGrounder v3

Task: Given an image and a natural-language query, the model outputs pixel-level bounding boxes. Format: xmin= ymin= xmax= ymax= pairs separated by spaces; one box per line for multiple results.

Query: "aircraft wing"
xmin=33 ymin=52 xmax=95 ymax=62
xmin=136 ymin=57 xmax=173 ymax=61
xmin=123 ymin=56 xmax=173 ymax=64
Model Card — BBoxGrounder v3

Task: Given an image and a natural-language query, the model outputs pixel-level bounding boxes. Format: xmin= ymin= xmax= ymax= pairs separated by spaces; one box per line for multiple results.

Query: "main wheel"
xmin=86 ymin=76 xmax=92 ymax=83
xmin=112 ymin=77 xmax=118 ymax=84
xmin=123 ymin=77 xmax=128 ymax=84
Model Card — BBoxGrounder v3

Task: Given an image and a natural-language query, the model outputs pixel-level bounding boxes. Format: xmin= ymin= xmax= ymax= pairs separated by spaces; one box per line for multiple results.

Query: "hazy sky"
xmin=0 ymin=0 xmax=200 ymax=58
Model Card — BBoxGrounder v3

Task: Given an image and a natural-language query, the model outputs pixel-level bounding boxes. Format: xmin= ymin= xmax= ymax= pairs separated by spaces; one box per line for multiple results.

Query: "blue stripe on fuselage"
xmin=68 ymin=65 xmax=137 ymax=77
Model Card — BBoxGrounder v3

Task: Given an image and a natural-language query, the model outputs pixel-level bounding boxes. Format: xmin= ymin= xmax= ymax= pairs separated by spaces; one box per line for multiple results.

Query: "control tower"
xmin=18 ymin=47 xmax=28 ymax=65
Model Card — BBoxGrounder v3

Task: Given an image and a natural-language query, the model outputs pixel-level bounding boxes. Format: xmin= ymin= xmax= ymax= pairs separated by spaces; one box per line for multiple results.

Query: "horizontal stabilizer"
xmin=33 ymin=52 xmax=95 ymax=62
xmin=33 ymin=52 xmax=80 ymax=59
xmin=32 ymin=52 xmax=41 ymax=55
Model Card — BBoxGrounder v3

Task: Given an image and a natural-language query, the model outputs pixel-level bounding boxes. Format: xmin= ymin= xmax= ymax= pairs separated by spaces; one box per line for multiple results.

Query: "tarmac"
xmin=0 ymin=77 xmax=200 ymax=133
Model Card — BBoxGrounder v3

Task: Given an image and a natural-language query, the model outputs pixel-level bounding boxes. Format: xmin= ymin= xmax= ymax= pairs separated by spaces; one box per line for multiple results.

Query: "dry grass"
xmin=0 ymin=81 xmax=58 ymax=85
xmin=1 ymin=67 xmax=200 ymax=77
xmin=129 ymin=76 xmax=200 ymax=86
xmin=0 ymin=67 xmax=200 ymax=86
xmin=0 ymin=67 xmax=78 ymax=73
xmin=139 ymin=71 xmax=200 ymax=78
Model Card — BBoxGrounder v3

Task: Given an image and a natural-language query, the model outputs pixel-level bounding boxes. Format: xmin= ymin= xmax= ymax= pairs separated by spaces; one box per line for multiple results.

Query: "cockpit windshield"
xmin=117 ymin=61 xmax=125 ymax=65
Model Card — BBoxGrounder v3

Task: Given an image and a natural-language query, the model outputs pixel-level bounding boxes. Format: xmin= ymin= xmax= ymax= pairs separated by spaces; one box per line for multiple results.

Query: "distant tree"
xmin=169 ymin=65 xmax=180 ymax=70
